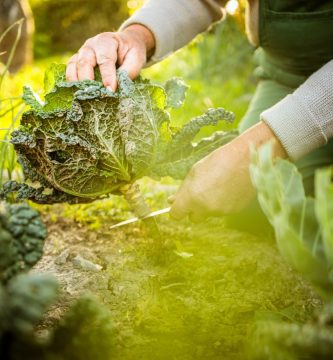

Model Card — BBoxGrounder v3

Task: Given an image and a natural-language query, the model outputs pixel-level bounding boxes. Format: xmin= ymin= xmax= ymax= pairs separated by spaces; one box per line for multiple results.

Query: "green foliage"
xmin=0 ymin=20 xmax=25 ymax=189
xmin=315 ymin=168 xmax=333 ymax=265
xmin=193 ymin=16 xmax=254 ymax=84
xmin=5 ymin=64 xmax=236 ymax=205
xmin=47 ymin=296 xmax=115 ymax=360
xmin=2 ymin=273 xmax=58 ymax=334
xmin=248 ymin=145 xmax=333 ymax=359
xmin=0 ymin=202 xmax=47 ymax=283
xmin=251 ymin=300 xmax=333 ymax=360
xmin=250 ymin=144 xmax=333 ymax=299
xmin=31 ymin=0 xmax=129 ymax=58
xmin=0 ymin=273 xmax=58 ymax=360
xmin=0 ymin=202 xmax=115 ymax=359
xmin=0 ymin=201 xmax=58 ymax=359
xmin=164 ymin=78 xmax=189 ymax=109
xmin=0 ymin=277 xmax=117 ymax=360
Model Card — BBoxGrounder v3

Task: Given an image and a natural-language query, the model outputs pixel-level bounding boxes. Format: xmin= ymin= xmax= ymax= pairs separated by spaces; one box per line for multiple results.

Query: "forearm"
xmin=120 ymin=0 xmax=224 ymax=64
xmin=261 ymin=60 xmax=333 ymax=161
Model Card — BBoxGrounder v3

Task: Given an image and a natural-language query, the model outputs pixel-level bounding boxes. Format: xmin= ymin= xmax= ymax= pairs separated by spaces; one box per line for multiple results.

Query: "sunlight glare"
xmin=226 ymin=0 xmax=239 ymax=15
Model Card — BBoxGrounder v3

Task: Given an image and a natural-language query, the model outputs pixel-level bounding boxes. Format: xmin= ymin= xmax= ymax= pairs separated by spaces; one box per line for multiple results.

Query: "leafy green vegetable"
xmin=315 ymin=168 xmax=333 ymax=266
xmin=0 ymin=200 xmax=115 ymax=359
xmin=250 ymin=144 xmax=333 ymax=299
xmin=3 ymin=273 xmax=58 ymax=334
xmin=0 ymin=202 xmax=47 ymax=283
xmin=249 ymin=145 xmax=333 ymax=359
xmin=4 ymin=64 xmax=236 ymax=206
xmin=48 ymin=296 xmax=115 ymax=360
xmin=164 ymin=78 xmax=188 ymax=109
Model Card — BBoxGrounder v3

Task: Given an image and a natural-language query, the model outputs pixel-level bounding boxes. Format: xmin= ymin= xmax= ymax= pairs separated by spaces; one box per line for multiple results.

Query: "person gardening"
xmin=66 ymin=0 xmax=333 ymax=224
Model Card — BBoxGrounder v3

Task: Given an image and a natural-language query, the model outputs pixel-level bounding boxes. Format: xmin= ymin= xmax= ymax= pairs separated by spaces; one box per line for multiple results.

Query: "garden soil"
xmin=33 ymin=207 xmax=320 ymax=360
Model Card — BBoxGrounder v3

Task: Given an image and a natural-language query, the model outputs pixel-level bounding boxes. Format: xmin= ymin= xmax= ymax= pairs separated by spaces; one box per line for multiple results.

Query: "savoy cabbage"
xmin=3 ymin=64 xmax=236 ymax=215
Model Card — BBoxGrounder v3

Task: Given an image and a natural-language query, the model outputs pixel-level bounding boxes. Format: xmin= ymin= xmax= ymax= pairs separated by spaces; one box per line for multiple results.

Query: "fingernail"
xmin=106 ymin=86 xmax=114 ymax=92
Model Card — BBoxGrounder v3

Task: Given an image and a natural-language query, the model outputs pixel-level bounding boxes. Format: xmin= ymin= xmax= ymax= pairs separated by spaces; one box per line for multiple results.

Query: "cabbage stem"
xmin=120 ymin=183 xmax=160 ymax=234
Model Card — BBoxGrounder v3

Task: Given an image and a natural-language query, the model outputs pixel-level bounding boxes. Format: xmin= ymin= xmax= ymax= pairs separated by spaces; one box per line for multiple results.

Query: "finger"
xmin=77 ymin=46 xmax=97 ymax=81
xmin=94 ymin=41 xmax=118 ymax=91
xmin=66 ymin=54 xmax=78 ymax=82
xmin=118 ymin=48 xmax=146 ymax=80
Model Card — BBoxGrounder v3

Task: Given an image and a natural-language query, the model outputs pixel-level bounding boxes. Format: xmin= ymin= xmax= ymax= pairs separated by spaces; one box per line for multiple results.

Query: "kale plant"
xmin=0 ymin=201 xmax=58 ymax=359
xmin=0 ymin=202 xmax=47 ymax=283
xmin=2 ymin=64 xmax=236 ymax=217
xmin=0 ymin=202 xmax=115 ymax=360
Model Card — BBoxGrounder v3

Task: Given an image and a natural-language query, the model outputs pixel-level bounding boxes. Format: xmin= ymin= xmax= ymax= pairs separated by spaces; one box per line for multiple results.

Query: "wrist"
xmin=122 ymin=24 xmax=155 ymax=58
xmin=239 ymin=122 xmax=288 ymax=159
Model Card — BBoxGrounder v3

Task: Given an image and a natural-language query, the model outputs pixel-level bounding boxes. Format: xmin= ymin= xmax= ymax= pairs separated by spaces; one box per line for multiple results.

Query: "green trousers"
xmin=239 ymin=79 xmax=333 ymax=195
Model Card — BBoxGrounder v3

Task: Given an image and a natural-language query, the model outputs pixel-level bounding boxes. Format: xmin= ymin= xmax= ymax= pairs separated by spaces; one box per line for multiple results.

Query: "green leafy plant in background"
xmin=2 ymin=64 xmax=237 ymax=218
xmin=250 ymin=144 xmax=333 ymax=358
xmin=250 ymin=144 xmax=333 ymax=299
xmin=0 ymin=201 xmax=115 ymax=360
xmin=0 ymin=19 xmax=25 ymax=189
xmin=0 ymin=203 xmax=47 ymax=283
xmin=0 ymin=201 xmax=58 ymax=358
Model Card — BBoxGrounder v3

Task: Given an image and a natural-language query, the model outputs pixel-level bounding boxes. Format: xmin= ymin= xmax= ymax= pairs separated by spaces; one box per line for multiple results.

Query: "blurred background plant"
xmin=0 ymin=18 xmax=25 ymax=190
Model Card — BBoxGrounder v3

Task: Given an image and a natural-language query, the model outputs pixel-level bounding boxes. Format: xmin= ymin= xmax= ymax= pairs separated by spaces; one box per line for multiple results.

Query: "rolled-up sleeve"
xmin=261 ymin=60 xmax=333 ymax=161
xmin=119 ymin=0 xmax=224 ymax=64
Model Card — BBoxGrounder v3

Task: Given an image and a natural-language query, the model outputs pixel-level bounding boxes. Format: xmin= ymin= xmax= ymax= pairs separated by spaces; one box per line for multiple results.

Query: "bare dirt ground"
xmin=33 ymin=207 xmax=321 ymax=360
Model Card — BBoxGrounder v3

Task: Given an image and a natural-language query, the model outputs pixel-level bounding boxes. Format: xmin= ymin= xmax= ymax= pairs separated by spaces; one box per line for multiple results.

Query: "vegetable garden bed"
xmin=33 ymin=187 xmax=319 ymax=360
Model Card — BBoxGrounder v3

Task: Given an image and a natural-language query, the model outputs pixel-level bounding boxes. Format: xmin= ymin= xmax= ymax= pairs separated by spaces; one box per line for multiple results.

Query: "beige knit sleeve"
xmin=119 ymin=0 xmax=225 ymax=64
xmin=261 ymin=60 xmax=333 ymax=161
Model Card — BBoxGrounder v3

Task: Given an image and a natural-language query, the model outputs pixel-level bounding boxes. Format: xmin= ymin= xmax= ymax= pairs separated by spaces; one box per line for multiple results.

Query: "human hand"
xmin=66 ymin=24 xmax=155 ymax=91
xmin=169 ymin=122 xmax=287 ymax=222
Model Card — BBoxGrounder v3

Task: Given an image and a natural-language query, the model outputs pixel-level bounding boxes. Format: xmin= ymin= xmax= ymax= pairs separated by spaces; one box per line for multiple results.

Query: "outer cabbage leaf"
xmin=250 ymin=144 xmax=333 ymax=299
xmin=6 ymin=64 xmax=235 ymax=204
xmin=164 ymin=78 xmax=188 ymax=109
xmin=315 ymin=168 xmax=333 ymax=266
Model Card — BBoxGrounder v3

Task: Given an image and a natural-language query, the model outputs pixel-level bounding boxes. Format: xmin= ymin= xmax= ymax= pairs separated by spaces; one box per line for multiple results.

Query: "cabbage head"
xmin=5 ymin=64 xmax=236 ymax=204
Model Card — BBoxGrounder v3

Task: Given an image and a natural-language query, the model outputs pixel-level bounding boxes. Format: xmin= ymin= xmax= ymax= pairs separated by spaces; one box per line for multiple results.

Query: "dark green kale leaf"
xmin=48 ymin=296 xmax=115 ymax=360
xmin=4 ymin=273 xmax=58 ymax=334
xmin=0 ymin=203 xmax=47 ymax=283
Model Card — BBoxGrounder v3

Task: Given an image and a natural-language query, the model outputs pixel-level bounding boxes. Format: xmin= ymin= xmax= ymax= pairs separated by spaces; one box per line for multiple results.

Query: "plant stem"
xmin=120 ymin=182 xmax=161 ymax=235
